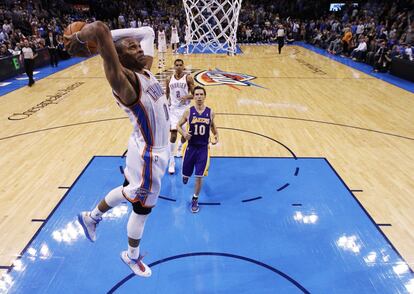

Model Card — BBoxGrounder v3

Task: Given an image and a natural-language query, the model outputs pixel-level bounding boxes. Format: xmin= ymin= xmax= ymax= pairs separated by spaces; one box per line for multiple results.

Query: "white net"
xmin=183 ymin=0 xmax=242 ymax=55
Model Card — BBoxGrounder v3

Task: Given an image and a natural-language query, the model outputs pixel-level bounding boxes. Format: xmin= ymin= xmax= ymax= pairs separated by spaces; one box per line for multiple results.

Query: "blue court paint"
xmin=297 ymin=42 xmax=414 ymax=94
xmin=4 ymin=157 xmax=413 ymax=293
xmin=0 ymin=56 xmax=88 ymax=97
xmin=177 ymin=44 xmax=243 ymax=54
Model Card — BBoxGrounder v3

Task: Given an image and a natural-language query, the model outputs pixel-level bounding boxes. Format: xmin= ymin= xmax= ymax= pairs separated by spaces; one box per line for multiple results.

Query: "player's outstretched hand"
xmin=64 ymin=33 xmax=91 ymax=57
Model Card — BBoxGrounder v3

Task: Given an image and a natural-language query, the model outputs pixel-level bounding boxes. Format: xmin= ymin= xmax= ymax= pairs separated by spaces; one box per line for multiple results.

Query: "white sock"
xmin=90 ymin=186 xmax=124 ymax=220
xmin=169 ymin=141 xmax=176 ymax=161
xmin=127 ymin=212 xmax=149 ymax=259
xmin=128 ymin=244 xmax=139 ymax=260
xmin=90 ymin=208 xmax=102 ymax=222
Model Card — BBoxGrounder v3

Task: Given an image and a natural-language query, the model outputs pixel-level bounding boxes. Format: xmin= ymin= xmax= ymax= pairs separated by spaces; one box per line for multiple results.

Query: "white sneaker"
xmin=168 ymin=160 xmax=175 ymax=174
xmin=78 ymin=212 xmax=99 ymax=242
xmin=120 ymin=251 xmax=152 ymax=277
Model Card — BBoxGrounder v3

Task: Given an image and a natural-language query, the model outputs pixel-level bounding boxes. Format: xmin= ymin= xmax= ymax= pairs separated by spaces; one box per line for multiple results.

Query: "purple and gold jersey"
xmin=188 ymin=106 xmax=211 ymax=146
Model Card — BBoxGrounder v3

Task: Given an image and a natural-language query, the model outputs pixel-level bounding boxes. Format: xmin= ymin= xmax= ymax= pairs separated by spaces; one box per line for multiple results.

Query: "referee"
xmin=21 ymin=39 xmax=37 ymax=87
xmin=276 ymin=24 xmax=285 ymax=54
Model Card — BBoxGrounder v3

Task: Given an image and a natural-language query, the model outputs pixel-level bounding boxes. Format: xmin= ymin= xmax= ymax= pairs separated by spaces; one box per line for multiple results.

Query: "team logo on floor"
xmin=194 ymin=69 xmax=265 ymax=89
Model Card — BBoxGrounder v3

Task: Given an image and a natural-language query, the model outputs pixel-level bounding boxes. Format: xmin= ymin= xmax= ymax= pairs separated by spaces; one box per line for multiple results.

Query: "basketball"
xmin=64 ymin=21 xmax=98 ymax=54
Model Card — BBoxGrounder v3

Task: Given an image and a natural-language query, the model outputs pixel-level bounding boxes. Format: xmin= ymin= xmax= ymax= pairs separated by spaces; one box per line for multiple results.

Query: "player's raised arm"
xmin=64 ymin=21 xmax=137 ymax=105
xmin=111 ymin=27 xmax=155 ymax=70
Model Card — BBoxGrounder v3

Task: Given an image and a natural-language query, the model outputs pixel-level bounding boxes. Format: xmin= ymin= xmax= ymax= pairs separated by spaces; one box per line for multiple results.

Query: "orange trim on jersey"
xmin=115 ymin=86 xmax=155 ymax=146
xmin=140 ymin=145 xmax=153 ymax=192
xmin=149 ymin=146 xmax=153 ymax=191
xmin=137 ymin=99 xmax=155 ymax=145
xmin=140 ymin=145 xmax=147 ymax=187
xmin=121 ymin=188 xmax=154 ymax=208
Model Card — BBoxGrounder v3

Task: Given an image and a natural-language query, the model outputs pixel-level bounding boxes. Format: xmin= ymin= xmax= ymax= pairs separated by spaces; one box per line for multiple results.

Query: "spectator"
xmin=404 ymin=43 xmax=413 ymax=61
xmin=327 ymin=33 xmax=343 ymax=55
xmin=374 ymin=41 xmax=390 ymax=72
xmin=341 ymin=27 xmax=353 ymax=56
xmin=351 ymin=36 xmax=368 ymax=61
xmin=356 ymin=21 xmax=365 ymax=38
xmin=45 ymin=30 xmax=59 ymax=67
xmin=0 ymin=28 xmax=8 ymax=43
xmin=0 ymin=44 xmax=12 ymax=58
xmin=2 ymin=20 xmax=12 ymax=35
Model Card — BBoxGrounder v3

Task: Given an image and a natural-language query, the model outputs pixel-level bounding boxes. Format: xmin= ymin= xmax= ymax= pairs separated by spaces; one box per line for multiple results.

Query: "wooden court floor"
xmin=0 ymin=45 xmax=413 ymax=277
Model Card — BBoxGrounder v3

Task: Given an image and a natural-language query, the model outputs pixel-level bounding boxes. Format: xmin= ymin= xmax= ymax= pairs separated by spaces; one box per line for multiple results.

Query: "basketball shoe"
xmin=78 ymin=211 xmax=100 ymax=242
xmin=120 ymin=251 xmax=152 ymax=277
xmin=168 ymin=159 xmax=175 ymax=174
xmin=191 ymin=198 xmax=200 ymax=213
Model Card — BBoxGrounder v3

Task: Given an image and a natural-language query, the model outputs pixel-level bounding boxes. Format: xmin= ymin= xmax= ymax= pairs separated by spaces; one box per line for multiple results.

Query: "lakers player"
xmin=177 ymin=86 xmax=219 ymax=213
xmin=166 ymin=58 xmax=195 ymax=174
xmin=64 ymin=22 xmax=169 ymax=277
xmin=157 ymin=26 xmax=167 ymax=68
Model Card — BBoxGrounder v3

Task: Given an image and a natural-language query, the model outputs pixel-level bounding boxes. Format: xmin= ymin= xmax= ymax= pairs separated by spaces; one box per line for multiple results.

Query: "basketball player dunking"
xmin=177 ymin=86 xmax=219 ymax=213
xmin=64 ymin=22 xmax=169 ymax=277
xmin=166 ymin=58 xmax=195 ymax=174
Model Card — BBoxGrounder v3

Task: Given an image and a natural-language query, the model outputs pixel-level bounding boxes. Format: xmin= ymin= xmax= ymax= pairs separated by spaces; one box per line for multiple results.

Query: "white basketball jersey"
xmin=172 ymin=26 xmax=178 ymax=36
xmin=158 ymin=30 xmax=166 ymax=46
xmin=169 ymin=74 xmax=190 ymax=108
xmin=114 ymin=70 xmax=170 ymax=148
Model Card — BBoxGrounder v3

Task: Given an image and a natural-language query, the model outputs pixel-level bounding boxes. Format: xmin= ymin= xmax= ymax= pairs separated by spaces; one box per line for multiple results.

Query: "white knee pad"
xmin=127 ymin=211 xmax=149 ymax=240
xmin=104 ymin=186 xmax=124 ymax=207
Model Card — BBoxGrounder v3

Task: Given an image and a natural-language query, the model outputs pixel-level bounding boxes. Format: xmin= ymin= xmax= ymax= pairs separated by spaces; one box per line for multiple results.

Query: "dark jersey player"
xmin=177 ymin=86 xmax=219 ymax=213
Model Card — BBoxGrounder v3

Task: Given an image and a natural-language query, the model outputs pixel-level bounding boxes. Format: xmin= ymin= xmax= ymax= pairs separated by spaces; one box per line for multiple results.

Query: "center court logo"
xmin=194 ymin=68 xmax=266 ymax=90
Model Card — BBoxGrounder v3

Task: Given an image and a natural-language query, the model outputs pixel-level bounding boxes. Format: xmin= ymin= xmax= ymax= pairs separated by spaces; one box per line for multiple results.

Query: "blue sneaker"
xmin=78 ymin=212 xmax=100 ymax=242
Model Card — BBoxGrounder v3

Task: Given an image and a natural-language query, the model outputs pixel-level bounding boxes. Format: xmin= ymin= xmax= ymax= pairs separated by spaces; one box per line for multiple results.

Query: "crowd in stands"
xmin=0 ymin=0 xmax=90 ymax=60
xmin=1 ymin=0 xmax=413 ymax=74
xmin=300 ymin=1 xmax=413 ymax=72
xmin=237 ymin=0 xmax=413 ymax=72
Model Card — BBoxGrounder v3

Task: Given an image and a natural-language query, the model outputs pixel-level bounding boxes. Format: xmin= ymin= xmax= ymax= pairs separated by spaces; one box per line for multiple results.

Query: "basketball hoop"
xmin=183 ymin=0 xmax=242 ymax=55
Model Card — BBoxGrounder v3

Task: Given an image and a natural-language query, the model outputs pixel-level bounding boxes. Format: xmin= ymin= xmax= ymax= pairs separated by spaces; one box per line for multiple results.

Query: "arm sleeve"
xmin=111 ymin=27 xmax=155 ymax=57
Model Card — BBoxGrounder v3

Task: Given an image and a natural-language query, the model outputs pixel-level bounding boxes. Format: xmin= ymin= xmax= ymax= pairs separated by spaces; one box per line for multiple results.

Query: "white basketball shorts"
xmin=123 ymin=135 xmax=169 ymax=207
xmin=170 ymin=106 xmax=187 ymax=130
xmin=158 ymin=43 xmax=167 ymax=53
xmin=171 ymin=34 xmax=179 ymax=44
